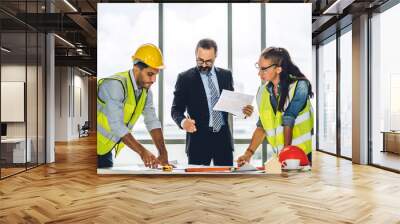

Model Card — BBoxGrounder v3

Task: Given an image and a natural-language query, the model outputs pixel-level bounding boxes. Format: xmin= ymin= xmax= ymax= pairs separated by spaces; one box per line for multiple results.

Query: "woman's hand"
xmin=237 ymin=150 xmax=254 ymax=167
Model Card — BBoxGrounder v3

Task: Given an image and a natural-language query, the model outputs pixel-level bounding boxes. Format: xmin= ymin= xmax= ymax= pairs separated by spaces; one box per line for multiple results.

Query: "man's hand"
xmin=237 ymin=150 xmax=254 ymax=167
xmin=182 ymin=118 xmax=197 ymax=133
xmin=157 ymin=154 xmax=169 ymax=166
xmin=242 ymin=105 xmax=254 ymax=118
xmin=139 ymin=149 xmax=159 ymax=168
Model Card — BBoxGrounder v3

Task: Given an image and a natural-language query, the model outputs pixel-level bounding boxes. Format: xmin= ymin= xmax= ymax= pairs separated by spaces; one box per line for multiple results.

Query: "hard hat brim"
xmin=132 ymin=57 xmax=165 ymax=70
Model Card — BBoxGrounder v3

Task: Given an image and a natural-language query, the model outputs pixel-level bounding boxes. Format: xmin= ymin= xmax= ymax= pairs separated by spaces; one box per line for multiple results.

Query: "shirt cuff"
xmin=282 ymin=116 xmax=295 ymax=128
xmin=111 ymin=125 xmax=130 ymax=139
xmin=256 ymin=118 xmax=263 ymax=128
xmin=146 ymin=120 xmax=162 ymax=132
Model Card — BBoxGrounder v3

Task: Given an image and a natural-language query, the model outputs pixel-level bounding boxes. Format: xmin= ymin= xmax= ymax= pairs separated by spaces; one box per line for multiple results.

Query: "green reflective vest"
xmin=97 ymin=71 xmax=147 ymax=156
xmin=257 ymin=80 xmax=314 ymax=155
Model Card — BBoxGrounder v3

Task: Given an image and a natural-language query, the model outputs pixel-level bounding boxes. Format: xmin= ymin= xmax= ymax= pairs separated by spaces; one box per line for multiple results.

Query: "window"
xmin=0 ymin=1 xmax=46 ymax=178
xmin=163 ymin=3 xmax=228 ymax=140
xmin=266 ymin=3 xmax=314 ymax=156
xmin=339 ymin=29 xmax=352 ymax=158
xmin=97 ymin=3 xmax=159 ymax=140
xmin=265 ymin=4 xmax=312 ymax=79
xmin=318 ymin=37 xmax=337 ymax=154
xmin=232 ymin=4 xmax=261 ymax=139
xmin=371 ymin=3 xmax=400 ymax=171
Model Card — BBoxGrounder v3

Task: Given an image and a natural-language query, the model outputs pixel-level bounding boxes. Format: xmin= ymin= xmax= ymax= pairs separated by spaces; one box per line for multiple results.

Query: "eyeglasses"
xmin=255 ymin=63 xmax=276 ymax=73
xmin=196 ymin=59 xmax=214 ymax=66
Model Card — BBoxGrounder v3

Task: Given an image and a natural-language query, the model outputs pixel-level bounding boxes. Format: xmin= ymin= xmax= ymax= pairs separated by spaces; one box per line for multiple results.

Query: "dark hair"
xmin=134 ymin=60 xmax=149 ymax=70
xmin=196 ymin=38 xmax=218 ymax=54
xmin=260 ymin=47 xmax=314 ymax=112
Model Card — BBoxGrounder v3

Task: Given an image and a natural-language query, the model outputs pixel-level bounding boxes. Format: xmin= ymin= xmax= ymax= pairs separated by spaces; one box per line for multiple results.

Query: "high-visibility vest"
xmin=257 ymin=80 xmax=314 ymax=155
xmin=97 ymin=71 xmax=147 ymax=156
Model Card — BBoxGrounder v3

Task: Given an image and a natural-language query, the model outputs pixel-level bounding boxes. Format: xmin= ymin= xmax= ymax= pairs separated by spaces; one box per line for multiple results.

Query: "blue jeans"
xmin=307 ymin=152 xmax=312 ymax=166
xmin=97 ymin=151 xmax=113 ymax=168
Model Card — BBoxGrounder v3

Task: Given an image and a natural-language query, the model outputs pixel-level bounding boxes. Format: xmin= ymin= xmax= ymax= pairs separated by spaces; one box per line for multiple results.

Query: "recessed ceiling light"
xmin=54 ymin=34 xmax=75 ymax=48
xmin=78 ymin=67 xmax=92 ymax=76
xmin=323 ymin=0 xmax=354 ymax=15
xmin=1 ymin=47 xmax=11 ymax=53
xmin=63 ymin=0 xmax=78 ymax=12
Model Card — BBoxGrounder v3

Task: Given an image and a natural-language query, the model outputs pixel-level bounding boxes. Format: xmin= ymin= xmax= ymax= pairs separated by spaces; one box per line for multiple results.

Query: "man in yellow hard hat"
xmin=97 ymin=43 xmax=169 ymax=169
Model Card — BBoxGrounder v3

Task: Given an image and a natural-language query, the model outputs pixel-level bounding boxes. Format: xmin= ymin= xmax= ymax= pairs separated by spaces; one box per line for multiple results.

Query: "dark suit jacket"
xmin=171 ymin=67 xmax=234 ymax=154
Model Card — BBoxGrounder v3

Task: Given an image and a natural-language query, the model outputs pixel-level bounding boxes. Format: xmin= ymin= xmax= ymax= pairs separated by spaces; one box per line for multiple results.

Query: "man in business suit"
xmin=171 ymin=39 xmax=253 ymax=166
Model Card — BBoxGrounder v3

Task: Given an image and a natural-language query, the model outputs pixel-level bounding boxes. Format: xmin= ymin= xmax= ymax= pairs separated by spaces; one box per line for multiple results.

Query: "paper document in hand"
xmin=213 ymin=90 xmax=254 ymax=118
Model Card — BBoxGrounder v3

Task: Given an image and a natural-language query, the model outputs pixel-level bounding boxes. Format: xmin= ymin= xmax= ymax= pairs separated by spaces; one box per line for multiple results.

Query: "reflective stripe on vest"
xmin=97 ymin=71 xmax=148 ymax=156
xmin=258 ymin=80 xmax=314 ymax=155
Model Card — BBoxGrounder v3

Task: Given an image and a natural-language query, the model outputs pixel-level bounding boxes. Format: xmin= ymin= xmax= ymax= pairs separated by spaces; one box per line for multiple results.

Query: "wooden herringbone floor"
xmin=1 ymin=135 xmax=400 ymax=224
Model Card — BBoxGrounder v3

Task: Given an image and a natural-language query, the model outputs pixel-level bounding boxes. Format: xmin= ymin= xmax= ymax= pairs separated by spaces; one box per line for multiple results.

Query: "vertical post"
xmin=158 ymin=3 xmax=164 ymax=128
xmin=261 ymin=3 xmax=268 ymax=164
xmin=46 ymin=0 xmax=55 ymax=163
xmin=25 ymin=2 xmax=28 ymax=170
xmin=228 ymin=3 xmax=233 ymax=138
xmin=367 ymin=12 xmax=373 ymax=165
xmin=336 ymin=29 xmax=341 ymax=157
xmin=316 ymin=45 xmax=320 ymax=151
xmin=0 ymin=20 xmax=2 ymax=179
xmin=352 ymin=14 xmax=369 ymax=164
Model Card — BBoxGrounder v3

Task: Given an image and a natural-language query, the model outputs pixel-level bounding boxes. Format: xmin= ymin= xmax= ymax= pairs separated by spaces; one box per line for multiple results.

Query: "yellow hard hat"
xmin=132 ymin=43 xmax=164 ymax=69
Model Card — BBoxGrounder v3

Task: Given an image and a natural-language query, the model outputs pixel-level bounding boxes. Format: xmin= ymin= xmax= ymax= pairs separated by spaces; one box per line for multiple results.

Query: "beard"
xmin=197 ymin=65 xmax=212 ymax=74
xmin=140 ymin=81 xmax=153 ymax=89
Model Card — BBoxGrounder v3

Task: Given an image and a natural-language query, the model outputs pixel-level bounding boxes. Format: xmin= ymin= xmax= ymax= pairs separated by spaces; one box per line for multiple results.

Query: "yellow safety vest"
xmin=258 ymin=80 xmax=314 ymax=155
xmin=97 ymin=71 xmax=147 ymax=156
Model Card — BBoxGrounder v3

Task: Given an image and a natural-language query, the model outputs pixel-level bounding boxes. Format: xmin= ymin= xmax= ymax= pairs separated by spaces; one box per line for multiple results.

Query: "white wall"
xmin=1 ymin=65 xmax=33 ymax=138
xmin=54 ymin=67 xmax=89 ymax=141
xmin=1 ymin=63 xmax=46 ymax=163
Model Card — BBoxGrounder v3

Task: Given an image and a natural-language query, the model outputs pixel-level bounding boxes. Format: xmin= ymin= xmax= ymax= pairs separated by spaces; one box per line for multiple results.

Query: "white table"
xmin=1 ymin=138 xmax=31 ymax=163
xmin=97 ymin=164 xmax=271 ymax=175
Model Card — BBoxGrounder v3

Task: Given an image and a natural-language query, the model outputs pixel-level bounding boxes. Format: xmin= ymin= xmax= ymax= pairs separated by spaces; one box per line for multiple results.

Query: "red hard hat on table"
xmin=279 ymin=145 xmax=309 ymax=166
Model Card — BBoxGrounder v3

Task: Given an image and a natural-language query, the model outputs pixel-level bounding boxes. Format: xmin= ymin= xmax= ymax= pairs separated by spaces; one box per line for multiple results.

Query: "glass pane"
xmin=97 ymin=3 xmax=159 ymax=140
xmin=265 ymin=4 xmax=314 ymax=153
xmin=1 ymin=30 xmax=27 ymax=177
xmin=27 ymin=31 xmax=38 ymax=168
xmin=312 ymin=46 xmax=317 ymax=150
xmin=318 ymin=37 xmax=337 ymax=154
xmin=163 ymin=3 xmax=228 ymax=139
xmin=265 ymin=4 xmax=312 ymax=82
xmin=371 ymin=4 xmax=400 ymax=171
xmin=26 ymin=0 xmax=39 ymax=167
xmin=38 ymin=33 xmax=45 ymax=164
xmin=232 ymin=4 xmax=261 ymax=139
xmin=340 ymin=29 xmax=352 ymax=158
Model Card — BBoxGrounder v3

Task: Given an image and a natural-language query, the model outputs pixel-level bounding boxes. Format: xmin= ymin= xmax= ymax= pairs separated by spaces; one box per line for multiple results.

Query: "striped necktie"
xmin=206 ymin=73 xmax=223 ymax=132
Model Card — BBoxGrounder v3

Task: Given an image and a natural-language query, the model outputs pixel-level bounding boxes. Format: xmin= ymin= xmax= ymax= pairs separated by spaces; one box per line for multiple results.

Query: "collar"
xmin=199 ymin=66 xmax=217 ymax=77
xmin=266 ymin=81 xmax=280 ymax=96
xmin=129 ymin=69 xmax=140 ymax=92
xmin=266 ymin=81 xmax=275 ymax=90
